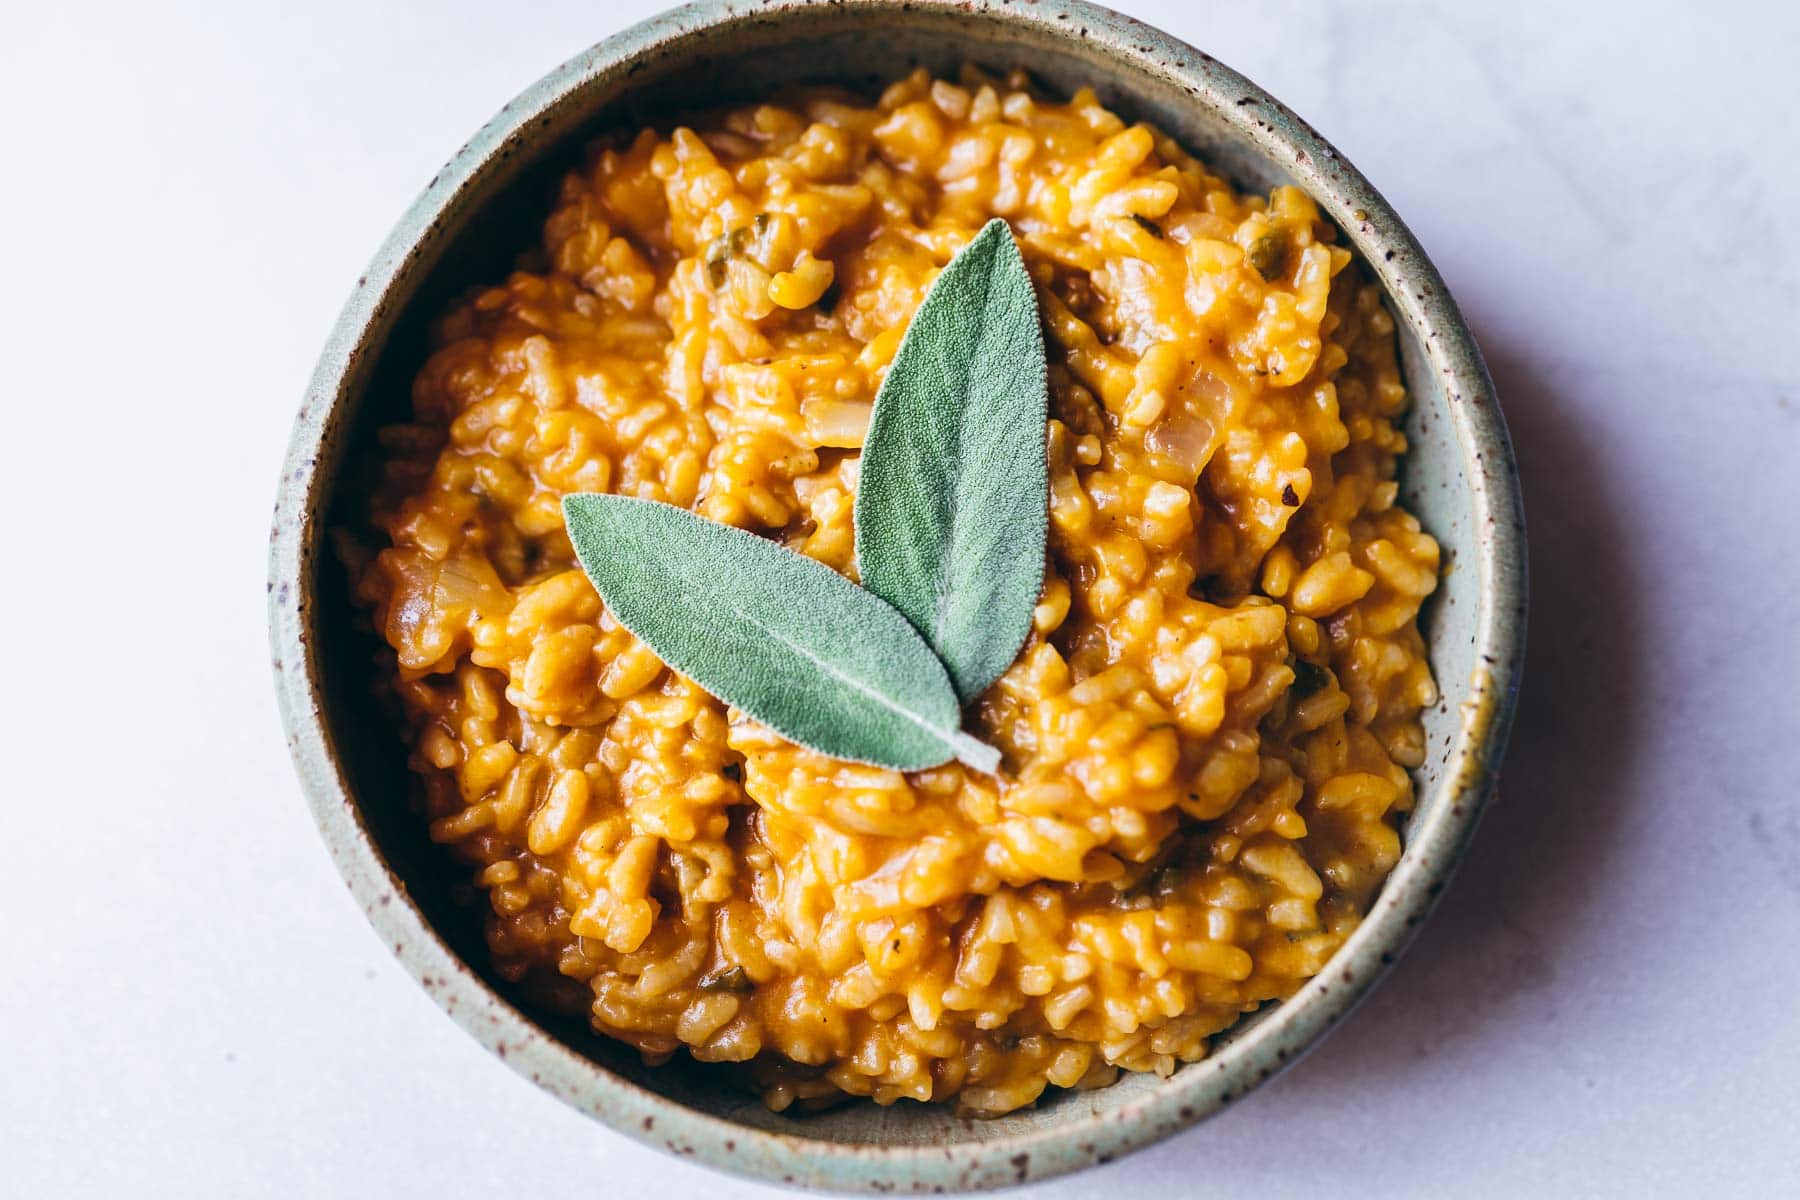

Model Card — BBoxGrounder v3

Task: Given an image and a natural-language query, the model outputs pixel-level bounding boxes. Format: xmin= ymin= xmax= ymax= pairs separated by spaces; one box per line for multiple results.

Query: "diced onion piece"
xmin=804 ymin=399 xmax=872 ymax=447
xmin=1144 ymin=414 xmax=1216 ymax=477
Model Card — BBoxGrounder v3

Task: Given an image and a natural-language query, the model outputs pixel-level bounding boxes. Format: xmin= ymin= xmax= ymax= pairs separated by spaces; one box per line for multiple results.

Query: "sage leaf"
xmin=562 ymin=494 xmax=1001 ymax=774
xmin=854 ymin=218 xmax=1050 ymax=703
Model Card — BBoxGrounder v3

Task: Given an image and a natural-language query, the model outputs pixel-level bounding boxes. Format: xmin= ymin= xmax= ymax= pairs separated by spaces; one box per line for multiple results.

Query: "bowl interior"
xmin=291 ymin=0 xmax=1518 ymax=1176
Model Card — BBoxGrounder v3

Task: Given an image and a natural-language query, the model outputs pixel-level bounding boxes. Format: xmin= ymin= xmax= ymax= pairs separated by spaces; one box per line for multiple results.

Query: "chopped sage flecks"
xmin=1246 ymin=232 xmax=1289 ymax=281
xmin=697 ymin=965 xmax=754 ymax=994
xmin=1129 ymin=214 xmax=1166 ymax=239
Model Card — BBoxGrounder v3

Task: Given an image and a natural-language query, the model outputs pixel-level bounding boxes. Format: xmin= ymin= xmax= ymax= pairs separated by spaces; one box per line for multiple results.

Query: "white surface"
xmin=2 ymin=1 xmax=1796 ymax=1195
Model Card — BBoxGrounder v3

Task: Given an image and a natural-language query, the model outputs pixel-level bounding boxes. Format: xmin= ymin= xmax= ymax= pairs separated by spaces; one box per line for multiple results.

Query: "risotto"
xmin=348 ymin=67 xmax=1440 ymax=1115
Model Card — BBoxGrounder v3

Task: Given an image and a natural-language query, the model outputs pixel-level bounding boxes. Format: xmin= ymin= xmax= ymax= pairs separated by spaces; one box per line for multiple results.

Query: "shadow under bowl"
xmin=268 ymin=0 xmax=1527 ymax=1191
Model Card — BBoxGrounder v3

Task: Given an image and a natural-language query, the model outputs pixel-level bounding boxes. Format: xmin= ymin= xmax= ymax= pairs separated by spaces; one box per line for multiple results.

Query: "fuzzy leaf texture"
xmin=562 ymin=494 xmax=1001 ymax=774
xmin=854 ymin=218 xmax=1050 ymax=703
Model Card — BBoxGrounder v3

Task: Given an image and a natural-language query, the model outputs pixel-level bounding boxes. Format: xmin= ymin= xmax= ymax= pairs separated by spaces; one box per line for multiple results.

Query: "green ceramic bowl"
xmin=269 ymin=0 xmax=1526 ymax=1190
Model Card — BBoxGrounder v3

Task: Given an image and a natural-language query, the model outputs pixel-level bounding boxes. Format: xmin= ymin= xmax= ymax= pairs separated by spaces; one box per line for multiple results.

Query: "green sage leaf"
xmin=562 ymin=494 xmax=1000 ymax=774
xmin=854 ymin=218 xmax=1050 ymax=704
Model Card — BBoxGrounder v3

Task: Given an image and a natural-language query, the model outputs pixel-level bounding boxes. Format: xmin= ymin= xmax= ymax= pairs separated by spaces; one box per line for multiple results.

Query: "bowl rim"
xmin=269 ymin=0 xmax=1527 ymax=1191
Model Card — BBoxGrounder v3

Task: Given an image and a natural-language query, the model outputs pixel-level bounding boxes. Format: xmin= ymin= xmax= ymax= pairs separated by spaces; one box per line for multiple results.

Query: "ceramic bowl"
xmin=269 ymin=0 xmax=1526 ymax=1190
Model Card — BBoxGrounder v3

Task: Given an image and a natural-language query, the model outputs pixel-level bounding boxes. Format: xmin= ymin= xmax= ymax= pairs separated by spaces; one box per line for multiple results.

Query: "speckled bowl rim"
xmin=269 ymin=0 xmax=1526 ymax=1191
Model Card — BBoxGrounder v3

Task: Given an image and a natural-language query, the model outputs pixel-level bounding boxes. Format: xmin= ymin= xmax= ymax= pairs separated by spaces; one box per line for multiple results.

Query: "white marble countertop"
xmin=3 ymin=1 xmax=1796 ymax=1195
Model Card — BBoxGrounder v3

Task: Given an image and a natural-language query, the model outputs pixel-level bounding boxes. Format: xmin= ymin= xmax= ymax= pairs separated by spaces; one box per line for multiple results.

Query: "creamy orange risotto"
xmin=349 ymin=67 xmax=1440 ymax=1115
